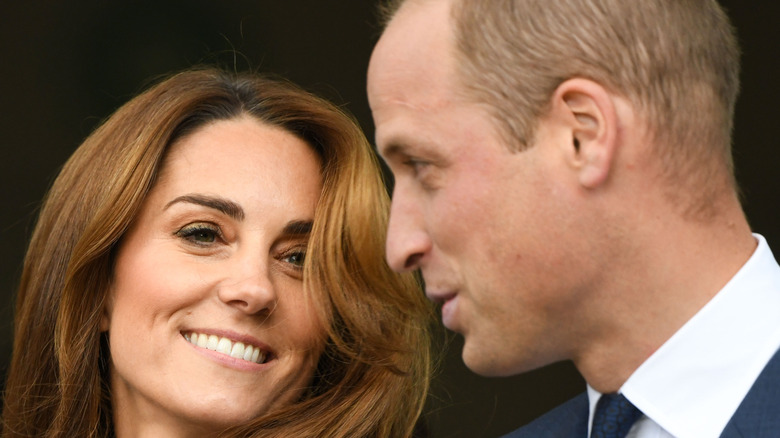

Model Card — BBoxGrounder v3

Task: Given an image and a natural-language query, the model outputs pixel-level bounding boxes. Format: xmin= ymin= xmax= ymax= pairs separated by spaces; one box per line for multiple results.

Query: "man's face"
xmin=368 ymin=0 xmax=595 ymax=376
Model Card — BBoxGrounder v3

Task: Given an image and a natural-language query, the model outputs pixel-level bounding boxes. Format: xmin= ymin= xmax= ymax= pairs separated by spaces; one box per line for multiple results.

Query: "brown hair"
xmin=2 ymin=68 xmax=432 ymax=437
xmin=382 ymin=0 xmax=741 ymax=216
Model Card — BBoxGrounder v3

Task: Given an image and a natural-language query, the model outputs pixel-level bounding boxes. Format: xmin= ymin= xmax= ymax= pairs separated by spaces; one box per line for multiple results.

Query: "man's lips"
xmin=426 ymin=290 xmax=460 ymax=330
xmin=425 ymin=289 xmax=456 ymax=304
xmin=439 ymin=294 xmax=459 ymax=331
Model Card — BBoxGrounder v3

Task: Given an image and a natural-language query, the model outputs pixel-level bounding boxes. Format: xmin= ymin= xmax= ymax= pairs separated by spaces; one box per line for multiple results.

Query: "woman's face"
xmin=103 ymin=116 xmax=325 ymax=436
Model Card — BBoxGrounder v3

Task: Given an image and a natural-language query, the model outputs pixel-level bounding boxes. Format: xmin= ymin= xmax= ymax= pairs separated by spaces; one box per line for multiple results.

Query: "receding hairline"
xmin=379 ymin=0 xmax=443 ymax=28
xmin=377 ymin=0 xmax=742 ymax=219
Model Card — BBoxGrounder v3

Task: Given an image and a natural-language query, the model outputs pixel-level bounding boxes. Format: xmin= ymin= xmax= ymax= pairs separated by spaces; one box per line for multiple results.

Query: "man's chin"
xmin=461 ymin=339 xmax=545 ymax=377
xmin=461 ymin=340 xmax=509 ymax=377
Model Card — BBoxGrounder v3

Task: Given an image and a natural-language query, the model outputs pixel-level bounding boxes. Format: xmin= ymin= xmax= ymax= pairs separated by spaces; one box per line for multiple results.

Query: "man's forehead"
xmin=379 ymin=0 xmax=453 ymax=64
xmin=368 ymin=0 xmax=458 ymax=109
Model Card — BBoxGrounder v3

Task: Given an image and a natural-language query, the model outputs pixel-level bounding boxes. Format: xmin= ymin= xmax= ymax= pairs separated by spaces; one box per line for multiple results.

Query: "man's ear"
xmin=550 ymin=78 xmax=619 ymax=189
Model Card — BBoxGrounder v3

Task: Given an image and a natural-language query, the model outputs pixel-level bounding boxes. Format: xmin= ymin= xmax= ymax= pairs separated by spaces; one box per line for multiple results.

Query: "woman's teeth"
xmin=184 ymin=332 xmax=267 ymax=364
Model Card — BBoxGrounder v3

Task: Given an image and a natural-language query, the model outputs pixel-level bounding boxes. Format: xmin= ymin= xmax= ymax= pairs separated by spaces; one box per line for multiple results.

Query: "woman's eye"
xmin=282 ymin=249 xmax=306 ymax=267
xmin=175 ymin=223 xmax=221 ymax=245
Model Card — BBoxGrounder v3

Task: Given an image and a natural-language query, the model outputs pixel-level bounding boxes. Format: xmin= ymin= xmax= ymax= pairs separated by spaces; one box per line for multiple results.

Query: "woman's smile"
xmin=183 ymin=331 xmax=271 ymax=365
xmin=104 ymin=116 xmax=326 ymax=435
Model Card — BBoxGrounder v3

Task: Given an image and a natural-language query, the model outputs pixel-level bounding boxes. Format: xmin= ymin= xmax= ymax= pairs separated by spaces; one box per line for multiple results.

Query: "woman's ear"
xmin=100 ymin=289 xmax=113 ymax=332
xmin=551 ymin=78 xmax=619 ymax=189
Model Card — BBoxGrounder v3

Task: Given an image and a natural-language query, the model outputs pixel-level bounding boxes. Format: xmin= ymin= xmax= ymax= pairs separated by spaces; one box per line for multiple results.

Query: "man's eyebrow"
xmin=377 ymin=140 xmax=418 ymax=161
xmin=281 ymin=220 xmax=313 ymax=237
xmin=379 ymin=141 xmax=401 ymax=158
xmin=380 ymin=138 xmax=445 ymax=166
xmin=379 ymin=140 xmax=409 ymax=161
xmin=164 ymin=194 xmax=245 ymax=221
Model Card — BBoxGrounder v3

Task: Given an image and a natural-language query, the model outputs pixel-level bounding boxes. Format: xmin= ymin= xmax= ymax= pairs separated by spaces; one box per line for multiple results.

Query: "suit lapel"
xmin=500 ymin=393 xmax=589 ymax=438
xmin=720 ymin=347 xmax=780 ymax=438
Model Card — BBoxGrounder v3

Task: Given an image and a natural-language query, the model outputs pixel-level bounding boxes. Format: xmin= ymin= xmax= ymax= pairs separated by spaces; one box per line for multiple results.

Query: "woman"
xmin=2 ymin=68 xmax=432 ymax=437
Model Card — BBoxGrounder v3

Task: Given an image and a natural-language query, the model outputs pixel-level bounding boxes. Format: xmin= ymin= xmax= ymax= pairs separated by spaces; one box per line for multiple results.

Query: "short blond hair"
xmin=382 ymin=0 xmax=741 ymax=215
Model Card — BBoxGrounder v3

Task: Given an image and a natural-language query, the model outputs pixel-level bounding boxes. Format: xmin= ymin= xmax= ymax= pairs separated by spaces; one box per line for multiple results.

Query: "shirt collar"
xmin=606 ymin=234 xmax=780 ymax=438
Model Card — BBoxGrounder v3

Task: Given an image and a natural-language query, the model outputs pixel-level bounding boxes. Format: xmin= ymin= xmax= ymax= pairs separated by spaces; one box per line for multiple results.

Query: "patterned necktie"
xmin=591 ymin=393 xmax=643 ymax=438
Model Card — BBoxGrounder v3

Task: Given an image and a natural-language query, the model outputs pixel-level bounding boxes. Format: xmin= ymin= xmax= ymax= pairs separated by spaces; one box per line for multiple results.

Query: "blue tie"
xmin=591 ymin=393 xmax=642 ymax=438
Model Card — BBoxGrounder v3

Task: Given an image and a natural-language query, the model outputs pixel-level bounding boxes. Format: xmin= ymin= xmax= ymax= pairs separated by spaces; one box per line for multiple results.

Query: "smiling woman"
xmin=1 ymin=69 xmax=432 ymax=437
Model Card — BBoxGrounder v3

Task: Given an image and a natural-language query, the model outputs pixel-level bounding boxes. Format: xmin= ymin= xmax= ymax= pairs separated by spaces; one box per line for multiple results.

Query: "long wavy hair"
xmin=2 ymin=68 xmax=432 ymax=438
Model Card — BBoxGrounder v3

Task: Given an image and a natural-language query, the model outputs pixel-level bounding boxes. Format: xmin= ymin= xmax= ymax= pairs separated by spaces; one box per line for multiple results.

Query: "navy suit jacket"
xmin=501 ymin=348 xmax=780 ymax=438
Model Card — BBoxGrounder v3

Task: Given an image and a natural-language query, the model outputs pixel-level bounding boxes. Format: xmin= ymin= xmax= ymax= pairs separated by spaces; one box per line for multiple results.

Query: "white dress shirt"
xmin=587 ymin=234 xmax=780 ymax=438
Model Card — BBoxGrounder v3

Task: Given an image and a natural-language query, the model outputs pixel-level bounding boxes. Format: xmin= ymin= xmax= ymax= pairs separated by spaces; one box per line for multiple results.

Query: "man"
xmin=367 ymin=0 xmax=780 ymax=437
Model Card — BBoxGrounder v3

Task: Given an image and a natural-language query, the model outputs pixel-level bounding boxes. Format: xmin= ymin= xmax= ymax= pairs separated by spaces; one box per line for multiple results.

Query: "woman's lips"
xmin=182 ymin=330 xmax=271 ymax=364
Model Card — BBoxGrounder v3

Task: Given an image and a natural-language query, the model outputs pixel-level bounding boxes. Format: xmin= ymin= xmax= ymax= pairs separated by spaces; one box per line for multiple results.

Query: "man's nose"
xmin=385 ymin=192 xmax=432 ymax=272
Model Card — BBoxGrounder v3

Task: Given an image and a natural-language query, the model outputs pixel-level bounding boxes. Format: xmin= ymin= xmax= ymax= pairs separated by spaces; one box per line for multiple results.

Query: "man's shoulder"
xmin=499 ymin=392 xmax=588 ymax=438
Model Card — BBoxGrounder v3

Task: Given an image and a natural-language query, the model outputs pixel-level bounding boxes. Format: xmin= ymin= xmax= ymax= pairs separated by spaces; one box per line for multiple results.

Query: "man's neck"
xmin=573 ymin=198 xmax=756 ymax=393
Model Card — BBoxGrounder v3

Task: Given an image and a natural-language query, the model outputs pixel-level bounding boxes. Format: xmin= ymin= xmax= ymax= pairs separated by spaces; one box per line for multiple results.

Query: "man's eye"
xmin=175 ymin=223 xmax=221 ymax=245
xmin=404 ymin=158 xmax=429 ymax=174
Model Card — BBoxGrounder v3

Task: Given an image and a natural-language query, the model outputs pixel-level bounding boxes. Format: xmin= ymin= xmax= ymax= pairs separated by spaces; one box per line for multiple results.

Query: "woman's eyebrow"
xmin=164 ymin=194 xmax=245 ymax=221
xmin=282 ymin=220 xmax=313 ymax=237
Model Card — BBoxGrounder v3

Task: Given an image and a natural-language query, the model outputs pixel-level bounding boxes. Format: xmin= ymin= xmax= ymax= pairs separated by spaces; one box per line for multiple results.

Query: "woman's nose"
xmin=217 ymin=257 xmax=277 ymax=315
